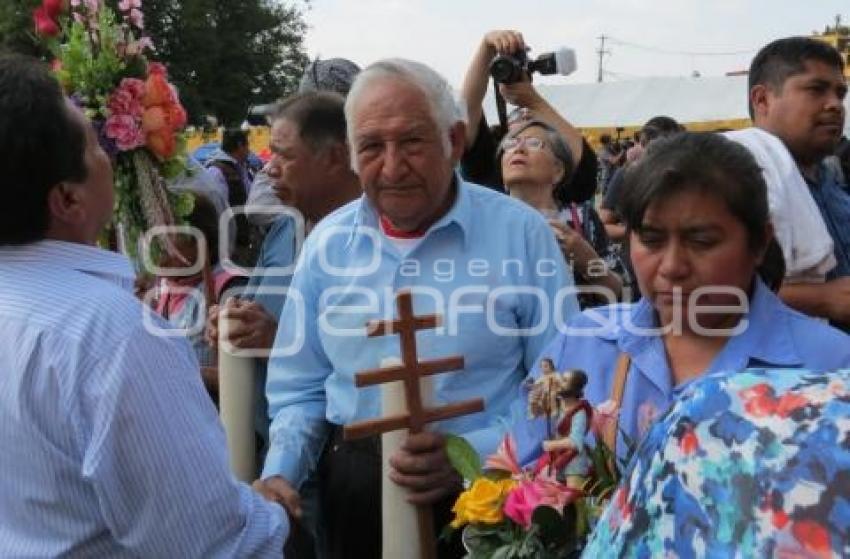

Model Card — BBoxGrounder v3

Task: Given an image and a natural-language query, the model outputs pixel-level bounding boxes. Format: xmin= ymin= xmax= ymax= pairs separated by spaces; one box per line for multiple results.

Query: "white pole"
xmin=381 ymin=357 xmax=433 ymax=559
xmin=218 ymin=316 xmax=256 ymax=482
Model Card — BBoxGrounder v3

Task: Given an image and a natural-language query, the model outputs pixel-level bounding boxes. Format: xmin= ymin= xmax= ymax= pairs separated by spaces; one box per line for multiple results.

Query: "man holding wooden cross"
xmin=255 ymin=58 xmax=580 ymax=557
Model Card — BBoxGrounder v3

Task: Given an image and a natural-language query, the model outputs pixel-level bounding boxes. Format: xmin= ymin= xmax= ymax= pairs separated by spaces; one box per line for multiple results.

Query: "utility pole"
xmin=597 ymin=35 xmax=610 ymax=83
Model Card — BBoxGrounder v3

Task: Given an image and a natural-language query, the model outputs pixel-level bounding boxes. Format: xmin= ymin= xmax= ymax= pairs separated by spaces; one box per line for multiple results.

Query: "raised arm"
xmin=460 ymin=30 xmax=526 ymax=147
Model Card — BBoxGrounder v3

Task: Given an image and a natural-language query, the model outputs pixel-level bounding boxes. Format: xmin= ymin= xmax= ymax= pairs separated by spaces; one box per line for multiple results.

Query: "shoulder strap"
xmin=602 ymin=352 xmax=631 ymax=452
xmin=568 ymin=203 xmax=586 ymax=240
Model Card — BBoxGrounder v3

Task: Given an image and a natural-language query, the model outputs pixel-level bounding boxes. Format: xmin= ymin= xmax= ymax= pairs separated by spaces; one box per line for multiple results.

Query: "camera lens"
xmin=489 ymin=54 xmax=523 ymax=84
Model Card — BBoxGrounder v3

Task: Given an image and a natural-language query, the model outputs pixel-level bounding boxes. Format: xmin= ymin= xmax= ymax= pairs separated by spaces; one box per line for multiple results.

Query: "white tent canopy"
xmin=483 ymin=75 xmax=850 ymax=134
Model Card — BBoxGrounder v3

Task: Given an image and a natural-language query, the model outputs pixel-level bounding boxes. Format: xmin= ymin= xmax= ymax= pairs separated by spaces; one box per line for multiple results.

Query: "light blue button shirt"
xmin=0 ymin=241 xmax=286 ymax=558
xmin=242 ymin=215 xmax=299 ymax=453
xmin=515 ymin=278 xmax=850 ymax=465
xmin=263 ymin=179 xmax=580 ymax=488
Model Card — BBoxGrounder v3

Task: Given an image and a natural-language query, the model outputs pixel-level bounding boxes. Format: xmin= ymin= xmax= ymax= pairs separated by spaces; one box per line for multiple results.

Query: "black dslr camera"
xmin=489 ymin=48 xmax=576 ymax=84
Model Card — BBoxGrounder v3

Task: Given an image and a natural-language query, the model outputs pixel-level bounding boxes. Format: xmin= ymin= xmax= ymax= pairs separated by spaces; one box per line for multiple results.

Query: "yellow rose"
xmin=450 ymin=478 xmax=517 ymax=528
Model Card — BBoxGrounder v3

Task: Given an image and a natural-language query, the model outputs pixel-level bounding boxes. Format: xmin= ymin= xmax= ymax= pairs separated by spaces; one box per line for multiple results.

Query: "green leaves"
xmin=532 ymin=506 xmax=569 ymax=549
xmin=446 ymin=434 xmax=482 ymax=482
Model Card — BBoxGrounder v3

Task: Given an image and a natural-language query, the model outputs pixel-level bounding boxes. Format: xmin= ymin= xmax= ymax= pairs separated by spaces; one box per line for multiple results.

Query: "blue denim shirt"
xmin=515 ymin=278 xmax=850 ymax=465
xmin=262 ymin=179 xmax=580 ymax=488
xmin=807 ymin=160 xmax=850 ymax=278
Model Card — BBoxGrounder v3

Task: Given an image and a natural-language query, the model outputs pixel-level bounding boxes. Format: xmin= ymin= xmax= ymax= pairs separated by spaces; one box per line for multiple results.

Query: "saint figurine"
xmin=541 ymin=370 xmax=593 ymax=489
xmin=527 ymin=358 xmax=568 ymax=420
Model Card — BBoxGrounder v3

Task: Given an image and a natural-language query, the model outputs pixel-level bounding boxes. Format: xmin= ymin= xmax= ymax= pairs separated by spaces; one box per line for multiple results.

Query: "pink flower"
xmin=590 ymin=399 xmax=620 ymax=439
xmin=108 ymin=88 xmax=135 ymax=115
xmin=120 ymin=77 xmax=146 ymax=99
xmin=126 ymin=36 xmax=154 ymax=55
xmin=33 ymin=7 xmax=60 ymax=37
xmin=485 ymin=435 xmax=522 ymax=477
xmin=503 ymin=479 xmax=580 ymax=529
xmin=118 ymin=0 xmax=142 ymax=10
xmin=129 ymin=8 xmax=143 ymax=28
xmin=42 ymin=0 xmax=64 ymax=18
xmin=107 ymin=79 xmax=145 ymax=120
xmin=105 ymin=114 xmax=144 ymax=151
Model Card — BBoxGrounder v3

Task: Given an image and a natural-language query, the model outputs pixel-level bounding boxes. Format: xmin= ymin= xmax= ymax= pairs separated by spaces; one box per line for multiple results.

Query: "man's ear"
xmin=46 ymin=182 xmax=86 ymax=229
xmin=322 ymin=141 xmax=350 ymax=173
xmin=448 ymin=121 xmax=467 ymax=164
xmin=750 ymin=84 xmax=772 ymax=122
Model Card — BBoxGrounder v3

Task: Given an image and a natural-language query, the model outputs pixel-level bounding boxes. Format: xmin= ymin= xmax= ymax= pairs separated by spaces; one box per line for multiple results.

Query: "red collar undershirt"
xmin=379 ymin=214 xmax=428 ymax=239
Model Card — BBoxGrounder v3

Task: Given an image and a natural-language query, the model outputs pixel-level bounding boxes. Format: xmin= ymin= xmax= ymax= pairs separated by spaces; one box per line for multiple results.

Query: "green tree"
xmin=0 ymin=0 xmax=49 ymax=57
xmin=142 ymin=0 xmax=309 ymax=125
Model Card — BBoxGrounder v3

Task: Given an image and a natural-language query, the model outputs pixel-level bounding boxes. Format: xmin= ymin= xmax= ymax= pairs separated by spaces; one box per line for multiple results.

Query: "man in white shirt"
xmin=0 ymin=54 xmax=287 ymax=557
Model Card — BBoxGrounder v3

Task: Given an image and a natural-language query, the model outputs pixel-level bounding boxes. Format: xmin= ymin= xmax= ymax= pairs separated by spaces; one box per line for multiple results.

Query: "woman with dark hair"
xmin=499 ymin=120 xmax=626 ymax=306
xmin=515 ymin=132 xmax=850 ymax=466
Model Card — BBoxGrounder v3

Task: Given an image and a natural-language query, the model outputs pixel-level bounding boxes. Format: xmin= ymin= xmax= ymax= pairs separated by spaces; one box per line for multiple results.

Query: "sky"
xmin=298 ymin=1 xmax=848 ymax=88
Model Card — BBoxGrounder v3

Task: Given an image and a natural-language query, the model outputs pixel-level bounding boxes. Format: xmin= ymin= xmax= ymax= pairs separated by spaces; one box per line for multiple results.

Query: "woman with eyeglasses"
xmin=499 ymin=119 xmax=626 ymax=306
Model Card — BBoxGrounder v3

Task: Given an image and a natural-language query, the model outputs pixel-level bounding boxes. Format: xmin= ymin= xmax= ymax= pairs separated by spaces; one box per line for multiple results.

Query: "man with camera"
xmin=460 ymin=29 xmax=597 ymax=203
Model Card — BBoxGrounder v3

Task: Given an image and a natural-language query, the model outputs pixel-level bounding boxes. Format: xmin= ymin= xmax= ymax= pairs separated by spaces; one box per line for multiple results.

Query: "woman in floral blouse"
xmin=584 ymin=367 xmax=850 ymax=557
xmin=514 ymin=132 xmax=850 ymax=469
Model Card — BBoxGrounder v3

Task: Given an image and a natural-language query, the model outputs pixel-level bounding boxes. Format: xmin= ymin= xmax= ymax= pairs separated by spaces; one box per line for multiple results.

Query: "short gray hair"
xmin=344 ymin=58 xmax=467 ymax=172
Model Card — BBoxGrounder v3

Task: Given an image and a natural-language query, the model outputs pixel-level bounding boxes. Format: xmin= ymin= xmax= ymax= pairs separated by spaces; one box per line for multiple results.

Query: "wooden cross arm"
xmin=366 ymin=314 xmax=442 ymax=337
xmin=353 ymin=357 xmax=466 ymax=388
xmin=342 ymin=398 xmax=485 ymax=441
xmin=344 ymin=412 xmax=411 ymax=441
xmin=423 ymin=398 xmax=485 ymax=425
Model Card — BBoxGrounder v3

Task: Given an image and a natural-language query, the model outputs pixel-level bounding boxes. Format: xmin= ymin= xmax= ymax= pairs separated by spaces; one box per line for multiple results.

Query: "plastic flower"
xmin=118 ymin=0 xmax=142 ymax=10
xmin=105 ymin=114 xmax=145 ymax=151
xmin=42 ymin=0 xmax=65 ymax=18
xmin=450 ymin=478 xmax=515 ymax=528
xmin=142 ymin=106 xmax=169 ymax=133
xmin=33 ymin=7 xmax=60 ymax=37
xmin=146 ymin=128 xmax=176 ymax=159
xmin=128 ymin=8 xmax=144 ymax=29
xmin=142 ymin=72 xmax=175 ymax=107
xmin=504 ymin=479 xmax=581 ymax=529
xmin=147 ymin=62 xmax=167 ymax=76
xmin=168 ymin=103 xmax=187 ymax=130
xmin=108 ymin=80 xmax=145 ymax=118
xmin=485 ymin=435 xmax=523 ymax=477
xmin=590 ymin=399 xmax=620 ymax=439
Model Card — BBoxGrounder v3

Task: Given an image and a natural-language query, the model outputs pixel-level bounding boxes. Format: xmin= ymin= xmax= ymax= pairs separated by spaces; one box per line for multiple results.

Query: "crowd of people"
xmin=2 ymin=29 xmax=850 ymax=558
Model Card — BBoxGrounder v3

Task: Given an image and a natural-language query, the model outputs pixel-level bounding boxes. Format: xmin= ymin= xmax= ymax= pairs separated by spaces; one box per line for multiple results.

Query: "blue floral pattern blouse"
xmin=583 ymin=368 xmax=850 ymax=558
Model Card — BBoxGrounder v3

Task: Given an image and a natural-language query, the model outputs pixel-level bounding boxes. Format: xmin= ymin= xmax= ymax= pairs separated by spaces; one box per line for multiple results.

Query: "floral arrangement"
xmin=445 ymin=400 xmax=633 ymax=558
xmin=33 ymin=0 xmax=194 ymax=261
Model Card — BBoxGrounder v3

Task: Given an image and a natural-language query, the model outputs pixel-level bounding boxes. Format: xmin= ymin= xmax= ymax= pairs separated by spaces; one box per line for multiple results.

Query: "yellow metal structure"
xmin=185 ymin=126 xmax=272 ymax=156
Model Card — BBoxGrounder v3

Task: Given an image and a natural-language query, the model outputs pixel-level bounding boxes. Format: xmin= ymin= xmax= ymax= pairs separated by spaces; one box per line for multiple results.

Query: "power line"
xmin=608 ymin=36 xmax=756 ymax=57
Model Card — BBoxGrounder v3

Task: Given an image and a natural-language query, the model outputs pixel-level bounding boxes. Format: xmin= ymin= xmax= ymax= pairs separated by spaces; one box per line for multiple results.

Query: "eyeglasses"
xmin=501 ymin=136 xmax=546 ymax=152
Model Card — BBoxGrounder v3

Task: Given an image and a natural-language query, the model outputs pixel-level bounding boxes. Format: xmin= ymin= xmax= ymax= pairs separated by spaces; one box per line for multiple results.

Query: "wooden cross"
xmin=344 ymin=290 xmax=485 ymax=441
xmin=344 ymin=290 xmax=485 ymax=558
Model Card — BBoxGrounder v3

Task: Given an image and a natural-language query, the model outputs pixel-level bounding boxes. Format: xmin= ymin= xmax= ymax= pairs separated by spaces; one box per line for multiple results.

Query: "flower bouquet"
xmin=444 ymin=399 xmax=634 ymax=558
xmin=33 ymin=0 xmax=194 ymax=262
